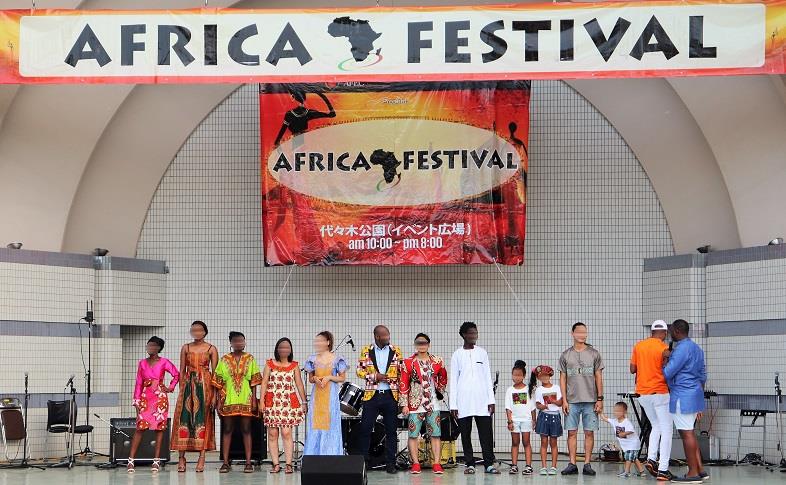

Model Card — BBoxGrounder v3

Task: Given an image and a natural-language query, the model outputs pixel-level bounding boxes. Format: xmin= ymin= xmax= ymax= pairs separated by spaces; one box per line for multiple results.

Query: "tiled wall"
xmin=95 ymin=270 xmax=167 ymax=327
xmin=133 ymin=81 xmax=675 ymax=457
xmin=0 ymin=251 xmax=166 ymax=460
xmin=644 ymin=247 xmax=786 ymax=463
xmin=0 ymin=263 xmax=94 ymax=323
xmin=706 ymin=259 xmax=786 ymax=323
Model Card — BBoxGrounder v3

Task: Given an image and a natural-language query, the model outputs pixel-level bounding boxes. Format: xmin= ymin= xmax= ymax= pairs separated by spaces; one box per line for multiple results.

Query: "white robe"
xmin=449 ymin=345 xmax=495 ymax=418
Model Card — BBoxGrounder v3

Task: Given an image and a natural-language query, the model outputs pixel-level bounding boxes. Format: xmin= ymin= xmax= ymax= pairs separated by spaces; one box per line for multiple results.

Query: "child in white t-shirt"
xmin=600 ymin=402 xmax=646 ymax=477
xmin=532 ymin=365 xmax=563 ymax=476
xmin=505 ymin=360 xmax=536 ymax=476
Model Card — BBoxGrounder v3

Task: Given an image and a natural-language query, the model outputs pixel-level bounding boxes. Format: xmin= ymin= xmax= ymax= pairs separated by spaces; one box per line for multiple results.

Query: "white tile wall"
xmin=0 ymin=263 xmax=94 ymax=323
xmin=95 ymin=270 xmax=166 ymax=327
xmin=707 ymin=260 xmax=786 ymax=323
xmin=134 ymin=82 xmax=675 ymax=457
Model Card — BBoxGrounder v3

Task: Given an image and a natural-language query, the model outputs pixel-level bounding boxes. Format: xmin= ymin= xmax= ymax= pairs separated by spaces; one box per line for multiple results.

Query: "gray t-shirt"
xmin=559 ymin=345 xmax=604 ymax=404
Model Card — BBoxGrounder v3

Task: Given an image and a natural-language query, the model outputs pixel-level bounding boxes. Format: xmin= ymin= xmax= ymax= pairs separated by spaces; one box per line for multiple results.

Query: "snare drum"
xmin=339 ymin=382 xmax=364 ymax=416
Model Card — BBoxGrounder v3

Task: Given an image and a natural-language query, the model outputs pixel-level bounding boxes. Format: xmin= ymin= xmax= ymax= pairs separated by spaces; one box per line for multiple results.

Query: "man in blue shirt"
xmin=356 ymin=325 xmax=403 ymax=474
xmin=663 ymin=319 xmax=708 ymax=484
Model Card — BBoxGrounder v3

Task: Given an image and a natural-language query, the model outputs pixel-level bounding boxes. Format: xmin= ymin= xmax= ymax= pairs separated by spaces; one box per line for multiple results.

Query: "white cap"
xmin=651 ymin=320 xmax=668 ymax=331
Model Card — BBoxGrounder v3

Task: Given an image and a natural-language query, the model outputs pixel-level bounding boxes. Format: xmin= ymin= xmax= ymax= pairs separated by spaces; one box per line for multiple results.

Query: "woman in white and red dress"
xmin=260 ymin=337 xmax=308 ymax=474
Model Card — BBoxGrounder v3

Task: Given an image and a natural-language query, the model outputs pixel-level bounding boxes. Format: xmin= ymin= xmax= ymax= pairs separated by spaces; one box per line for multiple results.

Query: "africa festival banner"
xmin=2 ymin=1 xmax=786 ymax=84
xmin=259 ymin=81 xmax=529 ymax=266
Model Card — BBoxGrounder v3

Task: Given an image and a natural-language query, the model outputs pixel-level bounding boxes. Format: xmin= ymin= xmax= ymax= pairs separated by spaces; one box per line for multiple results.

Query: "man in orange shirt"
xmin=630 ymin=320 xmax=672 ymax=481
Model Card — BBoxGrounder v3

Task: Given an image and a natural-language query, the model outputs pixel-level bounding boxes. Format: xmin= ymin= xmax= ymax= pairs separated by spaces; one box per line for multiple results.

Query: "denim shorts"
xmin=511 ymin=420 xmax=533 ymax=433
xmin=564 ymin=402 xmax=599 ymax=431
xmin=535 ymin=412 xmax=562 ymax=438
xmin=623 ymin=449 xmax=639 ymax=462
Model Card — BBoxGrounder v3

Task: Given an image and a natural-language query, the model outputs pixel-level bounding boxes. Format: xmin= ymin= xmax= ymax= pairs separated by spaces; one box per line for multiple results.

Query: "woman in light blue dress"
xmin=303 ymin=331 xmax=348 ymax=456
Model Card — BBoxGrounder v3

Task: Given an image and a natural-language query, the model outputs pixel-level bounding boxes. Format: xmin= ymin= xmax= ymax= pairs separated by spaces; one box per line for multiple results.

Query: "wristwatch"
xmin=596 ymin=395 xmax=604 ymax=401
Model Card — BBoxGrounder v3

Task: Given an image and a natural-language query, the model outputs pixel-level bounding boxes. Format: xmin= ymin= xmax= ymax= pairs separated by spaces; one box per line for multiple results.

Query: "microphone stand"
xmin=75 ymin=301 xmax=108 ymax=462
xmin=775 ymin=373 xmax=785 ymax=470
xmin=94 ymin=414 xmax=130 ymax=469
xmin=49 ymin=379 xmax=77 ymax=469
xmin=0 ymin=373 xmax=45 ymax=470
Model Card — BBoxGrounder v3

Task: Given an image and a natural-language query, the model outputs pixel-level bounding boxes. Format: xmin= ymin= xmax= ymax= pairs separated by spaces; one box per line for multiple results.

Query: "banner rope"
xmin=266 ymin=264 xmax=295 ymax=323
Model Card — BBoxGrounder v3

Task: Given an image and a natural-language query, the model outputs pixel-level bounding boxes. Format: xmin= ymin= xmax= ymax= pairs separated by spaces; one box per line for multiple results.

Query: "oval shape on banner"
xmin=267 ymin=119 xmax=522 ymax=206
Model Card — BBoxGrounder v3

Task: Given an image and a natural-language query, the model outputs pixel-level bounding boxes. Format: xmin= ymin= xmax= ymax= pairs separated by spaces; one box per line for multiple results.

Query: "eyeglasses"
xmin=414 ymin=340 xmax=429 ymax=345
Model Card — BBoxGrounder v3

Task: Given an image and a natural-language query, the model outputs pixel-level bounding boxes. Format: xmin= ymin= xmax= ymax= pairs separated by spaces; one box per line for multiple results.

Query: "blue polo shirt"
xmin=663 ymin=338 xmax=707 ymax=414
xmin=374 ymin=344 xmax=391 ymax=391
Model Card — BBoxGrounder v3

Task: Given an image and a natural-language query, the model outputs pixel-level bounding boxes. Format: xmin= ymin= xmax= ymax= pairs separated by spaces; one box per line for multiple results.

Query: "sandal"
xmin=151 ymin=459 xmax=161 ymax=474
xmin=219 ymin=463 xmax=231 ymax=474
xmin=464 ymin=466 xmax=476 ymax=474
xmin=195 ymin=454 xmax=205 ymax=473
xmin=126 ymin=458 xmax=135 ymax=474
xmin=270 ymin=463 xmax=282 ymax=474
xmin=244 ymin=462 xmax=254 ymax=473
xmin=177 ymin=456 xmax=187 ymax=473
xmin=285 ymin=464 xmax=294 ymax=474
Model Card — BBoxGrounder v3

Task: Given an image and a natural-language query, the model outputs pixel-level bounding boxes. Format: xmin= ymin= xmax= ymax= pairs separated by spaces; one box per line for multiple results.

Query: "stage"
xmin=1 ymin=461 xmax=784 ymax=484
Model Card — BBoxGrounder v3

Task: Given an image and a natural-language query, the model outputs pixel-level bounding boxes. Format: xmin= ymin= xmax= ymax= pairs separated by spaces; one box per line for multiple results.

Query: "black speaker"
xmin=302 ymin=455 xmax=366 ymax=485
xmin=219 ymin=415 xmax=266 ymax=464
xmin=109 ymin=418 xmax=171 ymax=464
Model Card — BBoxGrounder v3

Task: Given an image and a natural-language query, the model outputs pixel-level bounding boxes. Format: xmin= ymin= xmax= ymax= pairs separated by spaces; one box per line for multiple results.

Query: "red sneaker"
xmin=410 ymin=463 xmax=422 ymax=474
xmin=432 ymin=463 xmax=444 ymax=474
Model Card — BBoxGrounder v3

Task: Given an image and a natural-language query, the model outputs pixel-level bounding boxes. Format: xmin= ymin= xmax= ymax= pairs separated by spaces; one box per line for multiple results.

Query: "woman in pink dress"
xmin=128 ymin=336 xmax=180 ymax=474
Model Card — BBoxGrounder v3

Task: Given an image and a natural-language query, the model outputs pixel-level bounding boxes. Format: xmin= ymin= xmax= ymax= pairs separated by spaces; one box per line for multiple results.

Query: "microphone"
xmin=347 ymin=335 xmax=356 ymax=351
xmin=84 ymin=300 xmax=94 ymax=324
xmin=66 ymin=374 xmax=75 ymax=387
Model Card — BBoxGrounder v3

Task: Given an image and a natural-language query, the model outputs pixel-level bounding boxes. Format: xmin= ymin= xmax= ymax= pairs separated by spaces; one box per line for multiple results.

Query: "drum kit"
xmin=338 ymin=382 xmax=388 ymax=465
xmin=337 ymin=381 xmax=460 ymax=470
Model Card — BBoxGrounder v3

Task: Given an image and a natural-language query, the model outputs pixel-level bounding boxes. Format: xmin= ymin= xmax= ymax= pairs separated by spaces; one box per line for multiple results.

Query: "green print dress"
xmin=213 ymin=353 xmax=263 ymax=417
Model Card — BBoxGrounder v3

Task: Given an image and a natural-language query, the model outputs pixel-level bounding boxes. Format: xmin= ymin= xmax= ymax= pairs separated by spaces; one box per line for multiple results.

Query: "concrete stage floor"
xmin=1 ymin=460 xmax=786 ymax=485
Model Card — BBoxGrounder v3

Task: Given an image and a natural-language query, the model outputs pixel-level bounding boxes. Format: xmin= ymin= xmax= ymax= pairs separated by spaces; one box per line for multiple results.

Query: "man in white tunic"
xmin=449 ymin=321 xmax=499 ymax=474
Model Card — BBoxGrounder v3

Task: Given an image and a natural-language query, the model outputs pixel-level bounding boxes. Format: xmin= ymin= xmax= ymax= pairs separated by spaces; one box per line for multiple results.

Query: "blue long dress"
xmin=303 ymin=353 xmax=347 ymax=456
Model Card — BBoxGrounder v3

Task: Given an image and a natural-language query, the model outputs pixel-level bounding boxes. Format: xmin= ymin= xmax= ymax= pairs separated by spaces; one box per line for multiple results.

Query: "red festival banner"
xmin=259 ymin=81 xmax=529 ymax=266
xmin=2 ymin=1 xmax=786 ymax=84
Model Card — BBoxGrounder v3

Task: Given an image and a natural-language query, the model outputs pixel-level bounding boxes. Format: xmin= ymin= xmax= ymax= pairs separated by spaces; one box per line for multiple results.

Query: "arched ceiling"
xmin=2 ymin=0 xmax=784 ymax=257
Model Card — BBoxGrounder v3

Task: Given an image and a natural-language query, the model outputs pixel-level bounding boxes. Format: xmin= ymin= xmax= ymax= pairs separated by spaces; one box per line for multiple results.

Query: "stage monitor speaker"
xmin=109 ymin=417 xmax=171 ymax=464
xmin=219 ymin=415 xmax=266 ymax=464
xmin=302 ymin=455 xmax=366 ymax=485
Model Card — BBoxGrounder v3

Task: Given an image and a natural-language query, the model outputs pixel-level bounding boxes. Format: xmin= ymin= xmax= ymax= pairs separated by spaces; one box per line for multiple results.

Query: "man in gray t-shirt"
xmin=559 ymin=322 xmax=605 ymax=476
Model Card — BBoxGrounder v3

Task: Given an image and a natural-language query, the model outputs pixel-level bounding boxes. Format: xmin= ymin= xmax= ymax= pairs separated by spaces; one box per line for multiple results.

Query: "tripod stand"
xmin=774 ymin=373 xmax=785 ymax=471
xmin=74 ymin=301 xmax=107 ymax=463
xmin=0 ymin=373 xmax=45 ymax=470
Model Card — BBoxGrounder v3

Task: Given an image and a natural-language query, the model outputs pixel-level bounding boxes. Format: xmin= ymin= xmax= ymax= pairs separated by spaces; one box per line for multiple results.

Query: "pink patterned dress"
xmin=133 ymin=358 xmax=180 ymax=431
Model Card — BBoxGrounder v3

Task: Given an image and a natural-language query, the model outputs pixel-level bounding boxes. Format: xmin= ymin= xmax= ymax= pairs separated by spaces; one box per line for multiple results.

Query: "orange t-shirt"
xmin=630 ymin=338 xmax=669 ymax=395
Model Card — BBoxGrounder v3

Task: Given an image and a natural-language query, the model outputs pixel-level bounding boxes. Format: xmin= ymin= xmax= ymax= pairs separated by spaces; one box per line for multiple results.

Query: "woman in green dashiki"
xmin=213 ymin=331 xmax=262 ymax=474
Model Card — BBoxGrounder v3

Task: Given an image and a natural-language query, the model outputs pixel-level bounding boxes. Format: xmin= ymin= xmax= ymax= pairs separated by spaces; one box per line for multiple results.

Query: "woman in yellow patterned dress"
xmin=213 ymin=331 xmax=263 ymax=474
xmin=303 ymin=331 xmax=347 ymax=456
xmin=260 ymin=337 xmax=308 ymax=474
